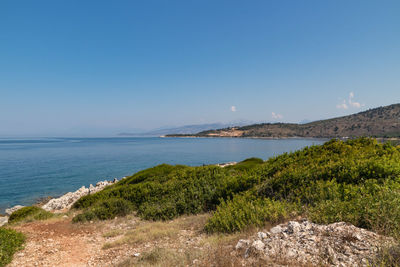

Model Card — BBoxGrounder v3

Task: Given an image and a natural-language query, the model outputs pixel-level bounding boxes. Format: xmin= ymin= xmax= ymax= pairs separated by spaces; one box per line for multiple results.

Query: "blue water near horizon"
xmin=0 ymin=137 xmax=325 ymax=213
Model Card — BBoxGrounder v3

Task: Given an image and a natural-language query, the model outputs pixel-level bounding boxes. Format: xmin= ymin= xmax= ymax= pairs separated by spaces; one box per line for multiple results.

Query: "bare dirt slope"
xmin=9 ymin=217 xmax=138 ymax=267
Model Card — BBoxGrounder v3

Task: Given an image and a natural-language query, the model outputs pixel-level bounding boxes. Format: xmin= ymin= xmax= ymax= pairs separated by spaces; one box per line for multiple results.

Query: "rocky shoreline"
xmin=0 ymin=178 xmax=122 ymax=227
xmin=0 ymin=162 xmax=237 ymax=227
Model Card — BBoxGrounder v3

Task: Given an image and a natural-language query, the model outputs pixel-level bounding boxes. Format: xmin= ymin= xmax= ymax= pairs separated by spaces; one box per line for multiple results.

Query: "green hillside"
xmin=72 ymin=138 xmax=400 ymax=239
xmin=168 ymin=104 xmax=400 ymax=138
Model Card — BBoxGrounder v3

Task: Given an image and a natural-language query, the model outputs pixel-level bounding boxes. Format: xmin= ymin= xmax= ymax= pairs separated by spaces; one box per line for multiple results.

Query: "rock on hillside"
xmin=0 ymin=216 xmax=8 ymax=227
xmin=5 ymin=205 xmax=25 ymax=216
xmin=236 ymin=220 xmax=394 ymax=266
xmin=42 ymin=180 xmax=118 ymax=212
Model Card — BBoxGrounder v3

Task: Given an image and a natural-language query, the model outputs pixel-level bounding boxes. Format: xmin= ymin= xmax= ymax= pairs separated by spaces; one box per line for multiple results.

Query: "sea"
xmin=0 ymin=137 xmax=325 ymax=213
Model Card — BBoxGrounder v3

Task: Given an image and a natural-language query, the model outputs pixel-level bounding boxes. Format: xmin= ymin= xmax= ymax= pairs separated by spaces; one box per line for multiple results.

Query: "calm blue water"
xmin=0 ymin=137 xmax=324 ymax=212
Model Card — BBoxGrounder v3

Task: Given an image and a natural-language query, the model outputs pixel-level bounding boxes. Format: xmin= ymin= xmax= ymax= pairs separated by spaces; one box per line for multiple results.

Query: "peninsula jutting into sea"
xmin=167 ymin=103 xmax=400 ymax=139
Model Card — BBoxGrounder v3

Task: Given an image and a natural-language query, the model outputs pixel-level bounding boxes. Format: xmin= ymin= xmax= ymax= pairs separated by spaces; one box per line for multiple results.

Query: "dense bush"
xmin=8 ymin=206 xmax=53 ymax=224
xmin=72 ymin=158 xmax=265 ymax=222
xmin=307 ymin=180 xmax=400 ymax=237
xmin=206 ymin=138 xmax=400 ymax=234
xmin=73 ymin=198 xmax=133 ymax=223
xmin=0 ymin=228 xmax=25 ymax=266
xmin=204 ymin=193 xmax=298 ymax=233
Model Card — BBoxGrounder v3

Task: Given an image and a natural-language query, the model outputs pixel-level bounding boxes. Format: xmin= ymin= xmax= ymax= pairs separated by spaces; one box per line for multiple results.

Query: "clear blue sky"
xmin=1 ymin=0 xmax=399 ymax=136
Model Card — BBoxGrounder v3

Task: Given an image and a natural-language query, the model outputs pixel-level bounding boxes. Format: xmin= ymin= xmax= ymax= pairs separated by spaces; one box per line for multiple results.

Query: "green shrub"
xmin=225 ymin=157 xmax=264 ymax=172
xmin=205 ymin=193 xmax=298 ymax=233
xmin=73 ymin=198 xmax=133 ymax=223
xmin=0 ymin=228 xmax=25 ymax=267
xmin=308 ymin=181 xmax=400 ymax=237
xmin=71 ymin=137 xmax=400 ymax=237
xmin=72 ymin=160 xmax=264 ymax=222
xmin=257 ymin=139 xmax=400 ymax=203
xmin=8 ymin=206 xmax=53 ymax=224
xmin=206 ymin=138 xmax=400 ymax=234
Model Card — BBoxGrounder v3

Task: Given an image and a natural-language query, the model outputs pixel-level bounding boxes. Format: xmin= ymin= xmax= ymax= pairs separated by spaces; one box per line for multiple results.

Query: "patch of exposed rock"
xmin=42 ymin=180 xmax=118 ymax=212
xmin=5 ymin=205 xmax=25 ymax=216
xmin=216 ymin=162 xmax=237 ymax=168
xmin=236 ymin=220 xmax=394 ymax=266
xmin=2 ymin=205 xmax=25 ymax=226
xmin=0 ymin=216 xmax=8 ymax=227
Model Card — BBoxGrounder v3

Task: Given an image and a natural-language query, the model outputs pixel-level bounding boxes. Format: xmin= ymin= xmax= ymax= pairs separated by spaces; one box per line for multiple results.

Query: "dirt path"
xmin=8 ymin=217 xmax=143 ymax=267
xmin=9 ymin=219 xmax=98 ymax=267
xmin=7 ymin=214 xmax=245 ymax=267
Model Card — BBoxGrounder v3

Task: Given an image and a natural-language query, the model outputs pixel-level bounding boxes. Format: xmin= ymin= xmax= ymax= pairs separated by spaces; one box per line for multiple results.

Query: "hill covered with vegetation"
xmin=3 ymin=138 xmax=400 ymax=266
xmin=167 ymin=103 xmax=400 ymax=138
xmin=72 ymin=138 xmax=400 ymax=239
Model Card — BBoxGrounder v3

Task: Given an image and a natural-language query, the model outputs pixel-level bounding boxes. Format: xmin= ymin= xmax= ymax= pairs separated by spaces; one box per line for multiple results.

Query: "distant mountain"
xmin=119 ymin=121 xmax=254 ymax=137
xmin=167 ymin=104 xmax=400 ymax=138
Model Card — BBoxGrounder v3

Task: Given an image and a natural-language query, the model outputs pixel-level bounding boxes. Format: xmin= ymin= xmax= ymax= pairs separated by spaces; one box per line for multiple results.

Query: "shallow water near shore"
xmin=0 ymin=137 xmax=324 ymax=212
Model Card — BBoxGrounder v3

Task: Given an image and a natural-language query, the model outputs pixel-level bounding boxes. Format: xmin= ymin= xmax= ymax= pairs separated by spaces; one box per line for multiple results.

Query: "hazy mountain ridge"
xmin=119 ymin=121 xmax=254 ymax=137
xmin=168 ymin=104 xmax=400 ymax=138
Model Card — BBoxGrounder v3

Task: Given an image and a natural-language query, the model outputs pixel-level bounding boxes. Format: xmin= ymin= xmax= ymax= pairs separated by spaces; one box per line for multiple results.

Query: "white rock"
xmin=0 ymin=216 xmax=8 ymax=227
xmin=251 ymin=240 xmax=265 ymax=251
xmin=257 ymin=232 xmax=268 ymax=240
xmin=41 ymin=179 xmax=117 ymax=212
xmin=216 ymin=162 xmax=237 ymax=168
xmin=269 ymin=225 xmax=283 ymax=234
xmin=236 ymin=220 xmax=394 ymax=267
xmin=286 ymin=221 xmax=301 ymax=234
xmin=235 ymin=239 xmax=250 ymax=250
xmin=133 ymin=253 xmax=140 ymax=257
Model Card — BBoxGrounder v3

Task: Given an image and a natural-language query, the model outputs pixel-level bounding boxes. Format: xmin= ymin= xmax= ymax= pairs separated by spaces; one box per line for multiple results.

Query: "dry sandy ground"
xmin=9 ymin=217 xmax=136 ymax=267
xmin=7 ymin=214 xmax=230 ymax=267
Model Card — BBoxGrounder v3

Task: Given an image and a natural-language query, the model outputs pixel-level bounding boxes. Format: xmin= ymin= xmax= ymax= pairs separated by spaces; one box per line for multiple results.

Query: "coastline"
xmin=164 ymin=135 xmax=400 ymax=143
xmin=0 ymin=177 xmax=123 ymax=227
xmin=163 ymin=135 xmax=331 ymax=141
xmin=0 ymin=161 xmax=238 ymax=227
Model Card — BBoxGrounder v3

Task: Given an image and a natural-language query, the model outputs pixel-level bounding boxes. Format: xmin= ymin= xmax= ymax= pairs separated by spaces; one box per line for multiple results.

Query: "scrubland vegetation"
xmin=0 ymin=228 xmax=25 ymax=266
xmin=4 ymin=137 xmax=400 ymax=266
xmin=8 ymin=206 xmax=54 ymax=224
xmin=73 ymin=138 xmax=400 ymax=239
xmin=1 ymin=207 xmax=52 ymax=266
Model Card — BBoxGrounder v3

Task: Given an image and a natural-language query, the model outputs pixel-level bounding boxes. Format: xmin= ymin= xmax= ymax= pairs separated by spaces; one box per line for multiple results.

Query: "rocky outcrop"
xmin=0 ymin=216 xmax=8 ymax=227
xmin=41 ymin=180 xmax=117 ymax=212
xmin=216 ymin=162 xmax=237 ymax=168
xmin=5 ymin=205 xmax=25 ymax=216
xmin=236 ymin=220 xmax=394 ymax=266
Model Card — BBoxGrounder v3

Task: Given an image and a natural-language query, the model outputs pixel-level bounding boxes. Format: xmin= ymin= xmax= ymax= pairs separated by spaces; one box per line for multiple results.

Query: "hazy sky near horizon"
xmin=1 ymin=0 xmax=399 ymax=136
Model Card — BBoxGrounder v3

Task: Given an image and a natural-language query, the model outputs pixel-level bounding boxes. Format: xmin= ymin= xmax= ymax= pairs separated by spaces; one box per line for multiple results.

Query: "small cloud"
xmin=271 ymin=112 xmax=283 ymax=119
xmin=230 ymin=106 xmax=237 ymax=112
xmin=336 ymin=100 xmax=349 ymax=110
xmin=348 ymin=92 xmax=361 ymax=108
xmin=336 ymin=92 xmax=363 ymax=109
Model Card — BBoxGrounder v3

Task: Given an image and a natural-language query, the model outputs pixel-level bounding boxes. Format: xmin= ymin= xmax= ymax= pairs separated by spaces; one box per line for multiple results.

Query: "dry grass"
xmin=368 ymin=244 xmax=400 ymax=267
xmin=103 ymin=214 xmax=209 ymax=249
xmin=118 ymin=247 xmax=203 ymax=267
xmin=113 ymin=214 xmax=286 ymax=267
xmin=106 ymin=214 xmax=320 ymax=267
xmin=102 ymin=229 xmax=124 ymax=238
